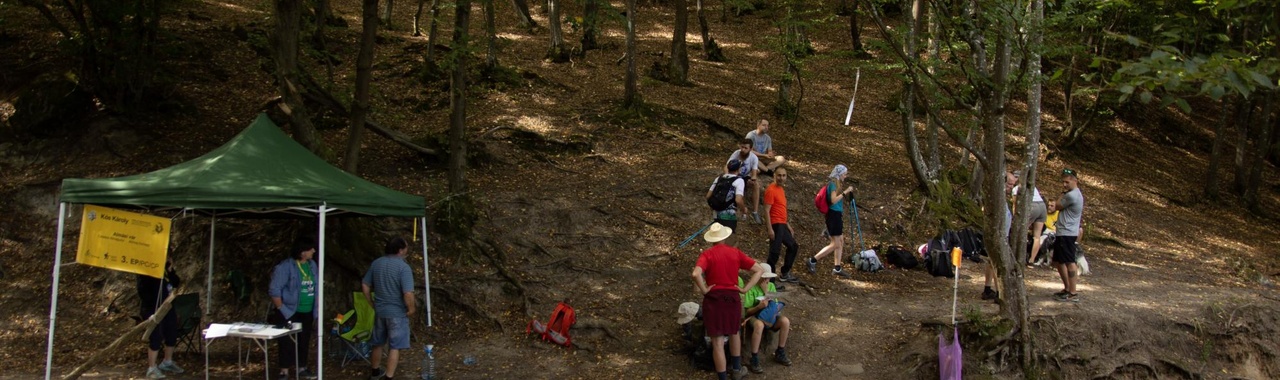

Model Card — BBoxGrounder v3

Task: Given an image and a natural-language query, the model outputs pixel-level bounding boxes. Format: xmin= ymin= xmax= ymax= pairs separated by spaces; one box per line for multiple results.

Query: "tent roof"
xmin=60 ymin=114 xmax=426 ymax=217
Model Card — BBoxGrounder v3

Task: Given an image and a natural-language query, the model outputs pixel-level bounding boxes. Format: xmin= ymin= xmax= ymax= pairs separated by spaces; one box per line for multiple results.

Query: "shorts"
xmin=715 ymin=217 xmax=738 ymax=233
xmin=824 ymin=210 xmax=844 ymax=237
xmin=1052 ymin=236 xmax=1079 ymax=265
xmin=702 ymin=289 xmax=743 ymax=337
xmin=371 ymin=316 xmax=411 ymax=349
xmin=1028 ymin=201 xmax=1047 ymax=224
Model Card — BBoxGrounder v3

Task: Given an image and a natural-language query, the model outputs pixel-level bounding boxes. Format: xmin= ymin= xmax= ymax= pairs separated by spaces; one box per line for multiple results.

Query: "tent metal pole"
xmin=316 ymin=205 xmax=327 ymax=380
xmin=206 ymin=214 xmax=216 ymax=315
xmin=44 ymin=202 xmax=67 ymax=380
xmin=421 ymin=217 xmax=431 ymax=327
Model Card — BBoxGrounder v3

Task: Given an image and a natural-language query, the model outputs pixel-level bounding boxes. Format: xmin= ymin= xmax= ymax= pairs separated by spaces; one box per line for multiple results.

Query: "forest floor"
xmin=2 ymin=0 xmax=1280 ymax=379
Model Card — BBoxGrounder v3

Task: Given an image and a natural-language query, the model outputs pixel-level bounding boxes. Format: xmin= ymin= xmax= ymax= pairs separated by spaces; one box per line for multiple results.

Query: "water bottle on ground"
xmin=422 ymin=344 xmax=436 ymax=380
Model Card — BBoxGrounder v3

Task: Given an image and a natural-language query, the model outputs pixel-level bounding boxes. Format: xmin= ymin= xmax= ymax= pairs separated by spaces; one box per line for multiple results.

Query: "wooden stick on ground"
xmin=61 ymin=287 xmax=184 ymax=380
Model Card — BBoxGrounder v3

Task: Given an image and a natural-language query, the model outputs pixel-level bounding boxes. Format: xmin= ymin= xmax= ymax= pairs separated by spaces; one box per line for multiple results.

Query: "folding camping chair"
xmin=171 ymin=293 xmax=203 ymax=353
xmin=332 ymin=292 xmax=375 ymax=367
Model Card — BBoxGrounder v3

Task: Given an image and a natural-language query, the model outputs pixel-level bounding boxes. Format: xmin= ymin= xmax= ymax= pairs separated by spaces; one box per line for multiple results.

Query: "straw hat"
xmin=760 ymin=263 xmax=777 ymax=278
xmin=703 ymin=222 xmax=733 ymax=243
xmin=676 ymin=302 xmax=700 ymax=324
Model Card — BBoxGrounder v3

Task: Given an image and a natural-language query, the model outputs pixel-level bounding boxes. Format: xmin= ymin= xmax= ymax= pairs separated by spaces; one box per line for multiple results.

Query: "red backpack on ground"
xmin=814 ymin=185 xmax=831 ymax=215
xmin=527 ymin=301 xmax=576 ymax=347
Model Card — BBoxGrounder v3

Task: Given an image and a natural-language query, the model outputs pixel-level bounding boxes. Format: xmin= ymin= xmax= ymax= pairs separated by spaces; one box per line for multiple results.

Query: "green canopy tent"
xmin=44 ymin=114 xmax=430 ymax=380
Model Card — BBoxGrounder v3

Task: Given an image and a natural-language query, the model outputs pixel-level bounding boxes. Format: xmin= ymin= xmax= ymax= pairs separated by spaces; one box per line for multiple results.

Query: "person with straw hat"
xmin=692 ymin=223 xmax=765 ymax=380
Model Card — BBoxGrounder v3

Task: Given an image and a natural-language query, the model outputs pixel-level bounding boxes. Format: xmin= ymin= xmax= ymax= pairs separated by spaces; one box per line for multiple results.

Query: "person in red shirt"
xmin=692 ymin=223 xmax=765 ymax=380
xmin=762 ymin=168 xmax=799 ymax=285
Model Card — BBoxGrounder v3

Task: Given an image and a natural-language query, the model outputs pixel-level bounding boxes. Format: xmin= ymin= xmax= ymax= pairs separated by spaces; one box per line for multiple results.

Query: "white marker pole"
xmin=844 ymin=68 xmax=862 ymax=126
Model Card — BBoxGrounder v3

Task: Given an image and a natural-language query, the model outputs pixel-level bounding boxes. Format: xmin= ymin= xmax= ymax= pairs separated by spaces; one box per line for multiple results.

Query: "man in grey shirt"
xmin=745 ymin=119 xmax=787 ymax=175
xmin=1052 ymin=168 xmax=1085 ymax=302
xmin=363 ymin=237 xmax=416 ymax=379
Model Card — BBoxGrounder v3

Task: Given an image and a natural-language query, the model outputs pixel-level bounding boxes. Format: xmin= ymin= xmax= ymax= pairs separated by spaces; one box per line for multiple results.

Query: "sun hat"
xmin=760 ymin=263 xmax=778 ymax=278
xmin=703 ymin=222 xmax=733 ymax=243
xmin=676 ymin=302 xmax=700 ymax=324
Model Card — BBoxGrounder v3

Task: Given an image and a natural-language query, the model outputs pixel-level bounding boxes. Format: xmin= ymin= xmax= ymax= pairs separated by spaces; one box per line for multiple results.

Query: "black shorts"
xmin=1052 ymin=235 xmax=1078 ymax=264
xmin=824 ymin=210 xmax=844 ymax=237
xmin=715 ymin=217 xmax=738 ymax=233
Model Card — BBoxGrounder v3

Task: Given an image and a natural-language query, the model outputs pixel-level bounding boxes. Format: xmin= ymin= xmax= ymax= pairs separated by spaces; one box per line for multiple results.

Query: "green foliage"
xmin=924 ymin=168 xmax=985 ymax=231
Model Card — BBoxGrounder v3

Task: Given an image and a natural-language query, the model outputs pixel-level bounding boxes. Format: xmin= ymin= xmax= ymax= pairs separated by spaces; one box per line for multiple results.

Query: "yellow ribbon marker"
xmin=950 ymin=247 xmax=963 ymax=269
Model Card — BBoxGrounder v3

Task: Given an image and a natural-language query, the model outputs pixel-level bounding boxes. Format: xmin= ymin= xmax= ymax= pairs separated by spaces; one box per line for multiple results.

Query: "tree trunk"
xmin=448 ymin=0 xmax=471 ymax=193
xmin=622 ymin=0 xmax=640 ymax=109
xmin=1206 ymin=98 xmax=1230 ymax=201
xmin=381 ymin=0 xmax=394 ymax=29
xmin=312 ymin=0 xmax=330 ymax=50
xmin=849 ymin=0 xmax=864 ymax=53
xmin=1234 ymin=99 xmax=1255 ymax=193
xmin=274 ymin=0 xmax=321 ymax=152
xmin=346 ymin=0 xmax=380 ymax=174
xmin=510 ymin=0 xmax=537 ymax=28
xmin=925 ymin=2 xmax=940 ymax=176
xmin=485 ymin=0 xmax=498 ymax=69
xmin=670 ymin=0 xmax=690 ymax=84
xmin=546 ymin=0 xmax=569 ymax=62
xmin=1014 ymin=1 xmax=1042 ymax=372
xmin=903 ymin=0 xmax=929 ymax=191
xmin=413 ymin=0 xmax=426 ymax=36
xmin=582 ymin=0 xmax=600 ymax=51
xmin=1244 ymin=92 xmax=1274 ymax=212
xmin=425 ymin=0 xmax=442 ymax=66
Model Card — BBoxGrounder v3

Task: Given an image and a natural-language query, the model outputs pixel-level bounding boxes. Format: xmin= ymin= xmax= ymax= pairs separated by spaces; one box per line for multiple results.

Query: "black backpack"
xmin=707 ymin=175 xmax=739 ymax=212
xmin=885 ymin=245 xmax=918 ymax=269
xmin=925 ymin=234 xmax=956 ymax=278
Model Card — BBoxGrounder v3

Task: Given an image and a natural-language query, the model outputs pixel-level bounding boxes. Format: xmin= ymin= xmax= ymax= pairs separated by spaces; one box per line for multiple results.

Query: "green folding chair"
xmin=332 ymin=292 xmax=375 ymax=367
xmin=171 ymin=293 xmax=203 ymax=353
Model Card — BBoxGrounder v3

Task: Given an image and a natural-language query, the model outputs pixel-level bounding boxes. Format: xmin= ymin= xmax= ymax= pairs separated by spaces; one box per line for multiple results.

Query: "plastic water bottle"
xmin=421 ymin=345 xmax=436 ymax=380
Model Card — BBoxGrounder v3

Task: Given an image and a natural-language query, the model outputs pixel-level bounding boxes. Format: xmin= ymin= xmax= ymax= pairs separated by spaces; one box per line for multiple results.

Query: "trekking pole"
xmin=675 ymin=222 xmax=715 ymax=250
xmin=849 ymin=197 xmax=867 ymax=254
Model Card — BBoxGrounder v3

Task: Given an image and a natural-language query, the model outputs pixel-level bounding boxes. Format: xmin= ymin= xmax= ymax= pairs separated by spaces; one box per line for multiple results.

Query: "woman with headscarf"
xmin=268 ymin=236 xmax=319 ymax=379
xmin=805 ymin=165 xmax=855 ymax=278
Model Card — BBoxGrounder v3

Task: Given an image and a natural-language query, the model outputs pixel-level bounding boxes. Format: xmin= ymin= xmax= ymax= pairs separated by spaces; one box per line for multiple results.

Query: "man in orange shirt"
xmin=762 ymin=168 xmax=799 ymax=285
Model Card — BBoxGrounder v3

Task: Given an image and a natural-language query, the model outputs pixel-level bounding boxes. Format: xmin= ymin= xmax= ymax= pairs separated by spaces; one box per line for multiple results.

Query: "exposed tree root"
xmin=429 ymin=284 xmax=503 ymax=330
xmin=473 ymin=237 xmax=535 ymax=319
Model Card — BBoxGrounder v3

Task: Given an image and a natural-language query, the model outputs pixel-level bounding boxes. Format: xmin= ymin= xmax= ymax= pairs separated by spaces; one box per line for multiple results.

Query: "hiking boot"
xmin=146 ymin=367 xmax=166 ymax=379
xmin=752 ymin=212 xmax=763 ymax=224
xmin=157 ymin=360 xmax=184 ymax=374
xmin=297 ymin=368 xmax=318 ymax=379
xmin=774 ymin=349 xmax=792 ymax=366
xmin=833 ymin=268 xmax=852 ymax=279
xmin=806 ymin=259 xmax=817 ymax=274
xmin=981 ymin=287 xmax=998 ymax=301
xmin=731 ymin=366 xmax=749 ymax=379
xmin=780 ymin=273 xmax=799 ymax=283
xmin=748 ymin=356 xmax=764 ymax=374
xmin=773 ymin=282 xmax=786 ymax=291
xmin=370 ymin=367 xmax=386 ymax=380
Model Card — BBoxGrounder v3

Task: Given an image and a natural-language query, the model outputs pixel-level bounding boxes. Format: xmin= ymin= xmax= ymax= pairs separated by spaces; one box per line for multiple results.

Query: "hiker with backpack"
xmin=762 ymin=168 xmax=800 ymax=285
xmin=806 ymin=164 xmax=856 ymax=279
xmin=1052 ymin=168 xmax=1086 ymax=302
xmin=707 ymin=159 xmax=748 ymax=232
xmin=691 ymin=223 xmax=766 ymax=380
xmin=727 ymin=138 xmax=763 ymax=224
xmin=738 ymin=264 xmax=793 ymax=374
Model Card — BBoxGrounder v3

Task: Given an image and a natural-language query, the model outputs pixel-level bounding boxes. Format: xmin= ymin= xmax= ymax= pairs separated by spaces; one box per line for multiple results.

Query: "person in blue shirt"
xmin=268 ymin=236 xmax=320 ymax=379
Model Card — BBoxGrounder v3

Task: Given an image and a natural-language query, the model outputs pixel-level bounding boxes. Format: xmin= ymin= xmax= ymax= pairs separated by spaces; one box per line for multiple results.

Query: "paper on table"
xmin=204 ymin=323 xmax=232 ymax=339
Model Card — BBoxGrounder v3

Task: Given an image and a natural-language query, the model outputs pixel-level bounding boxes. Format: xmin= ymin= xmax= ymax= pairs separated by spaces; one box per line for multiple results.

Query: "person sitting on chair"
xmin=138 ymin=261 xmax=184 ymax=379
xmin=739 ymin=264 xmax=792 ymax=374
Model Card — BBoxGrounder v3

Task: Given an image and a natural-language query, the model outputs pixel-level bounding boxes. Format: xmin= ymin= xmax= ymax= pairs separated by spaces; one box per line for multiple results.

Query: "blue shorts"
xmin=371 ymin=316 xmax=410 ymax=349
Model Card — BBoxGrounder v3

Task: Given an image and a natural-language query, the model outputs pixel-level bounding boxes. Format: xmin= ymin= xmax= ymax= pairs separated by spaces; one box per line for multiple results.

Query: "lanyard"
xmin=297 ymin=261 xmax=311 ymax=281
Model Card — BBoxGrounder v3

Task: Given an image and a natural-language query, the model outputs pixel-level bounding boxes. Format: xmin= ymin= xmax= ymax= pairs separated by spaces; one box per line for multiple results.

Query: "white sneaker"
xmin=158 ymin=360 xmax=184 ymax=374
xmin=146 ymin=367 xmax=166 ymax=379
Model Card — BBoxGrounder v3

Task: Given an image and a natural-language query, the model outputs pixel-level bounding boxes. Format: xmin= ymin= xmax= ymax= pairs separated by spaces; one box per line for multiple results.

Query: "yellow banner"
xmin=76 ymin=205 xmax=172 ymax=278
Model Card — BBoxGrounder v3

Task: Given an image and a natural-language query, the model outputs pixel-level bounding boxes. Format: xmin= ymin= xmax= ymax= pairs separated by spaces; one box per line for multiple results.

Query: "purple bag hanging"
xmin=938 ymin=328 xmax=962 ymax=380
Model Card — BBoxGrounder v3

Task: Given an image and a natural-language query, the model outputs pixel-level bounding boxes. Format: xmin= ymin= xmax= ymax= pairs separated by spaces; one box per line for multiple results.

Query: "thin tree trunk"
xmin=1014 ymin=1 xmax=1042 ymax=371
xmin=547 ymin=0 xmax=568 ymax=62
xmin=312 ymin=0 xmax=329 ymax=49
xmin=696 ymin=0 xmax=722 ymax=61
xmin=925 ymin=2 xmax=939 ymax=176
xmin=1206 ymin=98 xmax=1230 ymax=201
xmin=381 ymin=0 xmax=395 ymax=29
xmin=623 ymin=0 xmax=640 ymax=108
xmin=903 ymin=0 xmax=929 ymax=191
xmin=849 ymin=0 xmax=864 ymax=53
xmin=670 ymin=0 xmax=690 ymax=84
xmin=413 ymin=0 xmax=426 ymax=36
xmin=346 ymin=0 xmax=380 ymax=174
xmin=1234 ymin=99 xmax=1255 ymax=193
xmin=510 ymin=0 xmax=537 ymax=28
xmin=485 ymin=0 xmax=498 ymax=69
xmin=448 ymin=0 xmax=471 ymax=193
xmin=274 ymin=0 xmax=321 ymax=152
xmin=1245 ymin=92 xmax=1274 ymax=211
xmin=582 ymin=0 xmax=600 ymax=51
xmin=425 ymin=0 xmax=442 ymax=66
